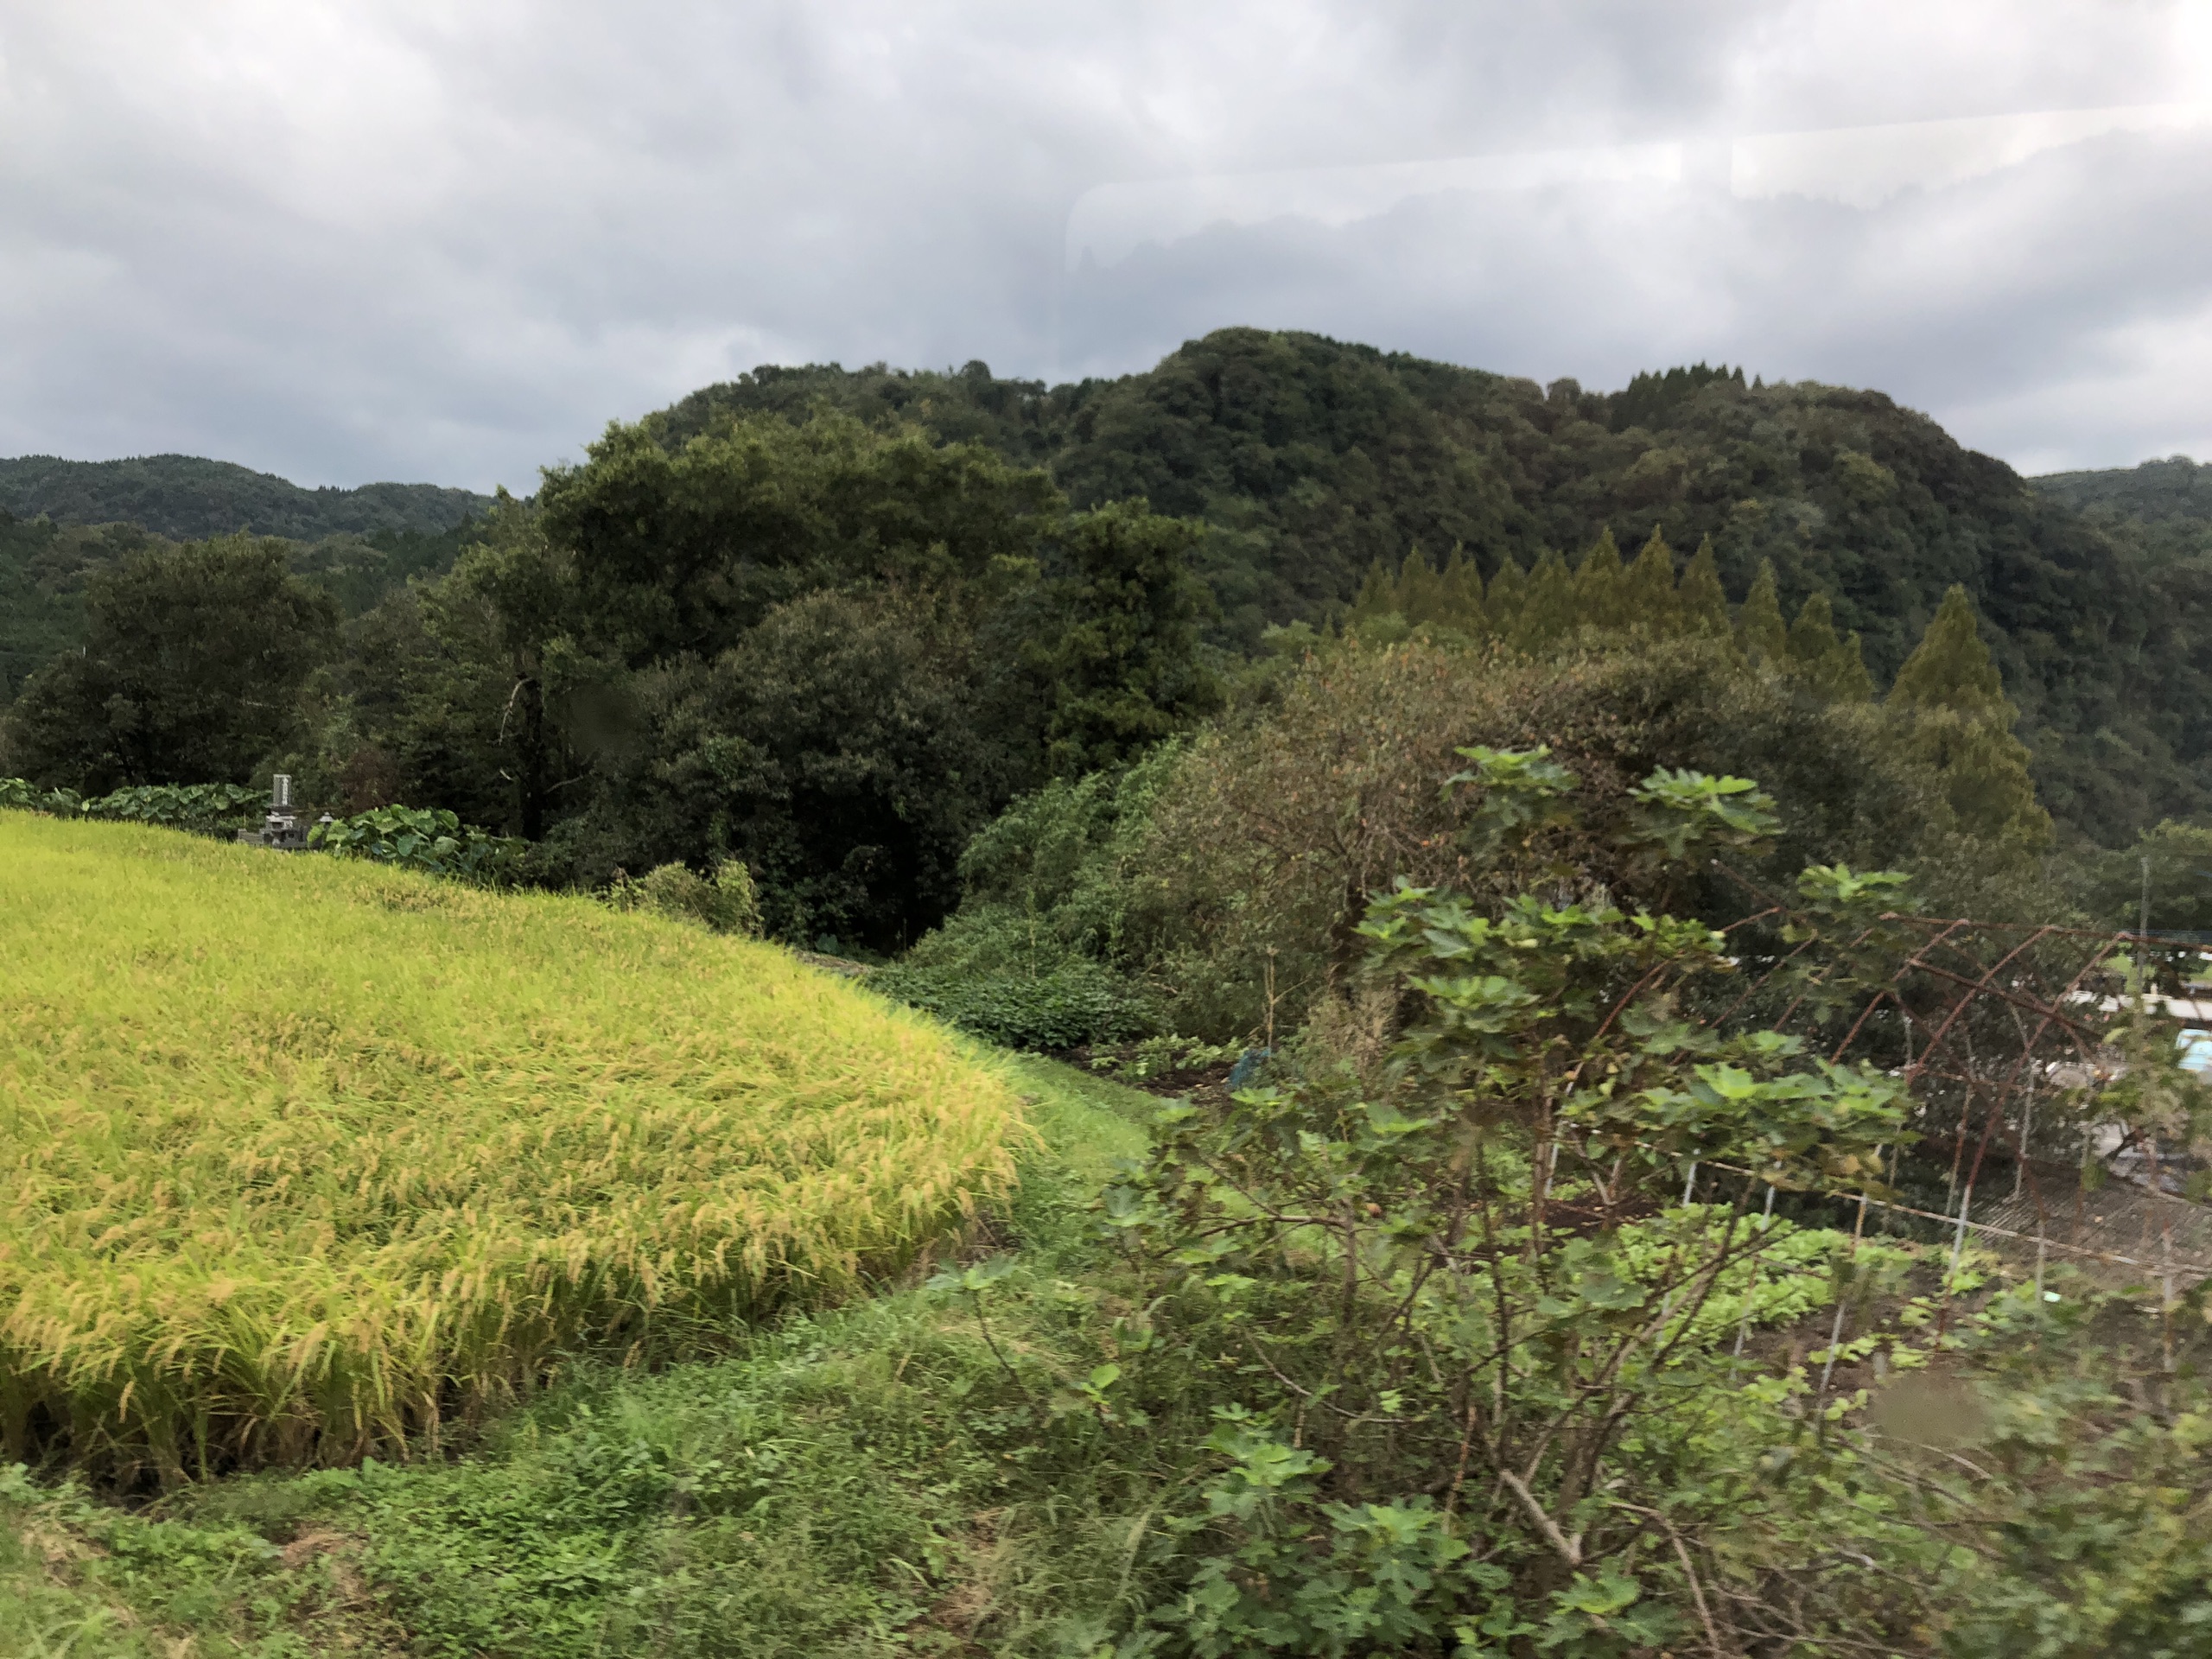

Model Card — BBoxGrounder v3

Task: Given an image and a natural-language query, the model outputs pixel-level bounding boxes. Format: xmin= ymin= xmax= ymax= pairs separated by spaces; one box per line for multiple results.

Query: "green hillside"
xmin=0 ymin=512 xmax=479 ymax=702
xmin=8 ymin=331 xmax=2209 ymax=851
xmin=2035 ymin=453 xmax=2212 ymax=525
xmin=659 ymin=330 xmax=2212 ymax=836
xmin=0 ymin=453 xmax=491 ymax=541
xmin=0 ymin=454 xmax=492 ymax=691
xmin=2031 ymin=454 xmax=2212 ymax=589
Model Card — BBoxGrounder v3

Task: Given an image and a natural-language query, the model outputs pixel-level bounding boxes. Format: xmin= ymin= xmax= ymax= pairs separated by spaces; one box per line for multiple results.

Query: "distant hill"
xmin=0 ymin=454 xmax=493 ymax=541
xmin=656 ymin=330 xmax=2212 ymax=839
xmin=0 ymin=454 xmax=492 ymax=702
xmin=2034 ymin=454 xmax=2212 ymax=526
xmin=10 ymin=347 xmax=2208 ymax=842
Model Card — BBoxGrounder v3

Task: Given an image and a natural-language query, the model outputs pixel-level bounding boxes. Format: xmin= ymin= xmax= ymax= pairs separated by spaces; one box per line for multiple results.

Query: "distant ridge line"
xmin=0 ymin=453 xmax=493 ymax=542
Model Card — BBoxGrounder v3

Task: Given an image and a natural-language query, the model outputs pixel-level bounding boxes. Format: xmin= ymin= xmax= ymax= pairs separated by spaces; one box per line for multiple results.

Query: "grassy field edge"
xmin=0 ymin=1052 xmax=1161 ymax=1658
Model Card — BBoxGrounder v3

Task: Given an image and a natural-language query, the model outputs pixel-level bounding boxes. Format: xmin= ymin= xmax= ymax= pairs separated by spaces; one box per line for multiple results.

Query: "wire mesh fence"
xmin=1695 ymin=873 xmax=2212 ymax=1300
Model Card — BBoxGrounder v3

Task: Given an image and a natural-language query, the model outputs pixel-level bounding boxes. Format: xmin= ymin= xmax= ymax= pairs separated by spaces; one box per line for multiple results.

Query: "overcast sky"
xmin=3 ymin=1 xmax=2209 ymax=491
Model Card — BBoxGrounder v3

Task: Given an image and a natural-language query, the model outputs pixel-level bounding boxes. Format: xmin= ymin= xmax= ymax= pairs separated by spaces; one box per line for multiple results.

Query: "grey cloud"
xmin=0 ymin=1 xmax=2204 ymax=489
xmin=1063 ymin=123 xmax=2212 ymax=467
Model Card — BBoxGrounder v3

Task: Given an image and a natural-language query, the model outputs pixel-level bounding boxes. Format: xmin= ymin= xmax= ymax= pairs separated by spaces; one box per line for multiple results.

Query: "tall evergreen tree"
xmin=1736 ymin=559 xmax=1788 ymax=666
xmin=1485 ymin=554 xmax=1528 ymax=639
xmin=1571 ymin=527 xmax=1627 ymax=632
xmin=1888 ymin=585 xmax=2050 ymax=849
xmin=1677 ymin=537 xmax=1732 ymax=640
xmin=1783 ymin=593 xmax=1875 ymax=704
xmin=1621 ymin=527 xmax=1680 ymax=635
xmin=1516 ymin=549 xmax=1577 ymax=650
xmin=1784 ymin=591 xmax=1837 ymax=664
xmin=1396 ymin=548 xmax=1444 ymax=626
xmin=1351 ymin=557 xmax=1395 ymax=622
xmin=1890 ymin=585 xmax=2009 ymax=715
xmin=1438 ymin=544 xmax=1488 ymax=634
xmin=1835 ymin=632 xmax=1876 ymax=703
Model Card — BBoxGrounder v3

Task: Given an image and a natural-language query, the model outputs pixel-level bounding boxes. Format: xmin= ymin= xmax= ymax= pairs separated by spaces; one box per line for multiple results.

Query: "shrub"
xmin=1085 ymin=1033 xmax=1244 ymax=1082
xmin=873 ymin=955 xmax=1149 ymax=1052
xmin=868 ymin=747 xmax=1186 ymax=1048
xmin=1090 ymin=749 xmax=1925 ymax=1649
xmin=892 ymin=637 xmax=1970 ymax=1049
xmin=1116 ymin=636 xmax=1964 ymax=1038
xmin=82 ymin=782 xmax=268 ymax=835
xmin=0 ymin=778 xmax=265 ymax=835
xmin=309 ymin=803 xmax=525 ymax=885
xmin=0 ymin=777 xmax=50 ymax=811
xmin=603 ymin=860 xmax=763 ymax=936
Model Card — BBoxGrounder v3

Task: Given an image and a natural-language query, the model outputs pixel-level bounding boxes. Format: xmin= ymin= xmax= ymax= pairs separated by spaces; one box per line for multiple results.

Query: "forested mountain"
xmin=664 ymin=329 xmax=2212 ymax=836
xmin=2035 ymin=454 xmax=2212 ymax=526
xmin=2030 ymin=454 xmax=2212 ymax=584
xmin=0 ymin=448 xmax=488 ymax=696
xmin=0 ymin=512 xmax=478 ymax=702
xmin=0 ymin=454 xmax=491 ymax=540
xmin=7 ymin=330 xmax=2209 ymax=853
xmin=0 ymin=518 xmax=162 ymax=702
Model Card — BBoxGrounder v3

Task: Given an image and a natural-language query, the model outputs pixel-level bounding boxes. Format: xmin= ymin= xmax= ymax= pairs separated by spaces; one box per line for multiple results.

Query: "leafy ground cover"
xmin=0 ymin=813 xmax=1026 ymax=1482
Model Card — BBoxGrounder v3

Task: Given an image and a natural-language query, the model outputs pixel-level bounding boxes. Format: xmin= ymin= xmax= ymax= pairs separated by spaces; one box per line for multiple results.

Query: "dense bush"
xmin=0 ymin=777 xmax=268 ymax=836
xmin=0 ymin=776 xmax=81 ymax=816
xmin=83 ymin=782 xmax=268 ymax=833
xmin=602 ymin=859 xmax=763 ymax=937
xmin=539 ymin=585 xmax=1011 ymax=949
xmin=1073 ymin=753 xmax=1903 ymax=1648
xmin=898 ymin=635 xmax=2010 ymax=1046
xmin=868 ymin=749 xmax=1181 ymax=1046
xmin=871 ymin=951 xmax=1150 ymax=1051
xmin=310 ymin=804 xmax=526 ymax=886
xmin=982 ymin=748 xmax=2208 ymax=1652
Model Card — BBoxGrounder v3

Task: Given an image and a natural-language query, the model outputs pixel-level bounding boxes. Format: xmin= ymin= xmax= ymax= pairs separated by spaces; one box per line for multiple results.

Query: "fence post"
xmin=1732 ymin=1184 xmax=1777 ymax=1361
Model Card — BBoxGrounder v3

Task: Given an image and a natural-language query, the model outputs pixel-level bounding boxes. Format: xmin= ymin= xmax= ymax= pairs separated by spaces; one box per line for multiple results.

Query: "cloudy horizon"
xmin=3 ymin=1 xmax=2209 ymax=493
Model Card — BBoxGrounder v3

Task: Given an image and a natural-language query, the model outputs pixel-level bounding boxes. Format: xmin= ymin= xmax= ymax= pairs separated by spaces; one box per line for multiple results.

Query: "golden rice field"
xmin=0 ymin=812 xmax=1027 ymax=1479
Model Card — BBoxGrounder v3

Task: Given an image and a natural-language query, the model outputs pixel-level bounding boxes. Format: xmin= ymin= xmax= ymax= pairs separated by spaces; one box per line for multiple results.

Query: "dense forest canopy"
xmin=2035 ymin=452 xmax=2212 ymax=525
xmin=0 ymin=413 xmax=1223 ymax=952
xmin=0 ymin=454 xmax=491 ymax=541
xmin=4 ymin=328 xmax=2209 ymax=904
xmin=662 ymin=329 xmax=2212 ymax=836
xmin=0 ymin=511 xmax=480 ymax=701
xmin=0 ymin=452 xmax=489 ymax=701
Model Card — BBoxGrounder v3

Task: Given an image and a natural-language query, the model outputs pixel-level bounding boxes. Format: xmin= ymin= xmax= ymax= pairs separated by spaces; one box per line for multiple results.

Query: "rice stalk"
xmin=0 ymin=811 xmax=1027 ymax=1481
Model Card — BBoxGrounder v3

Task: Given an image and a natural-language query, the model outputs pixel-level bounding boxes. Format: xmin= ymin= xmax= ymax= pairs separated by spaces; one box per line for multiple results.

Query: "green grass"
xmin=0 ymin=812 xmax=1027 ymax=1479
xmin=0 ymin=1054 xmax=1163 ymax=1657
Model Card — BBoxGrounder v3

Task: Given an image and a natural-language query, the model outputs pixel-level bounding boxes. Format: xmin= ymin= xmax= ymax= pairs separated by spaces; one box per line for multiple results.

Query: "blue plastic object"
xmin=2179 ymin=1029 xmax=2212 ymax=1075
xmin=1228 ymin=1046 xmax=1273 ymax=1089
